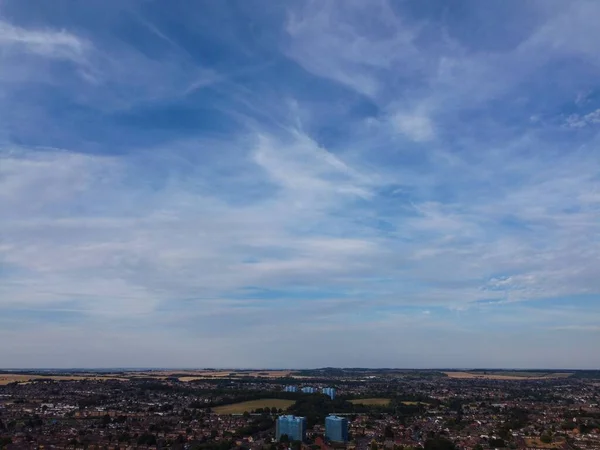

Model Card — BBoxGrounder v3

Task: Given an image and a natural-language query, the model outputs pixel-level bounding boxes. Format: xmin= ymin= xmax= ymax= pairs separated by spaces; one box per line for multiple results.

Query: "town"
xmin=1 ymin=369 xmax=599 ymax=450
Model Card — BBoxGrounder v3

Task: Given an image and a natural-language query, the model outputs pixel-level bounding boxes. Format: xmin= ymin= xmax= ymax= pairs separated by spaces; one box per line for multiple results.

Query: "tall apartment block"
xmin=276 ymin=415 xmax=307 ymax=442
xmin=325 ymin=415 xmax=349 ymax=442
xmin=301 ymin=386 xmax=316 ymax=393
xmin=283 ymin=385 xmax=298 ymax=392
xmin=322 ymin=387 xmax=336 ymax=399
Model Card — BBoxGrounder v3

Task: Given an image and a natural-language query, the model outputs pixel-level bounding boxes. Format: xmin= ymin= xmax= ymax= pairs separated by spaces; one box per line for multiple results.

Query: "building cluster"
xmin=283 ymin=386 xmax=336 ymax=399
xmin=0 ymin=373 xmax=599 ymax=450
xmin=276 ymin=415 xmax=349 ymax=443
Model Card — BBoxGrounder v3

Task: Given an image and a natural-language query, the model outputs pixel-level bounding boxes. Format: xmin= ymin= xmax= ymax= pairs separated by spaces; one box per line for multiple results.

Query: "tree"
xmin=489 ymin=438 xmax=505 ymax=448
xmin=137 ymin=433 xmax=157 ymax=446
xmin=384 ymin=425 xmax=394 ymax=439
xmin=424 ymin=437 xmax=457 ymax=450
xmin=540 ymin=433 xmax=552 ymax=444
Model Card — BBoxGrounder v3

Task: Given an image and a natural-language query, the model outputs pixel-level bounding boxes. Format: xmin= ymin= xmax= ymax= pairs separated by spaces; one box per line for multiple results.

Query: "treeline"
xmin=189 ymin=390 xmax=304 ymax=409
xmin=293 ymin=368 xmax=447 ymax=378
xmin=286 ymin=394 xmax=427 ymax=428
xmin=347 ymin=391 xmax=440 ymax=406
xmin=571 ymin=371 xmax=600 ymax=379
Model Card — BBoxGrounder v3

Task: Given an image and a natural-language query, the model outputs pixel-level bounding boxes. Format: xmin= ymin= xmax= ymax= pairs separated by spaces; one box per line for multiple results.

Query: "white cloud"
xmin=564 ymin=109 xmax=600 ymax=128
xmin=285 ymin=0 xmax=418 ymax=98
xmin=394 ymin=112 xmax=435 ymax=142
xmin=0 ymin=20 xmax=88 ymax=62
xmin=0 ymin=131 xmax=388 ymax=318
xmin=253 ymin=133 xmax=374 ymax=200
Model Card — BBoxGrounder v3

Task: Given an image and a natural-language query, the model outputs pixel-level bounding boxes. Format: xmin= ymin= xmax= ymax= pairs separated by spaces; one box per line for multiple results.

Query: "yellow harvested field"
xmin=0 ymin=374 xmax=127 ymax=385
xmin=349 ymin=398 xmax=391 ymax=406
xmin=177 ymin=370 xmax=292 ymax=381
xmin=212 ymin=399 xmax=295 ymax=414
xmin=443 ymin=371 xmax=572 ymax=380
xmin=178 ymin=376 xmax=206 ymax=382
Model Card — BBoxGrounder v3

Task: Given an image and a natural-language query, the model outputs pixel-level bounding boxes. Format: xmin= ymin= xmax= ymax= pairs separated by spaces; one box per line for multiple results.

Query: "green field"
xmin=212 ymin=399 xmax=295 ymax=415
xmin=445 ymin=371 xmax=573 ymax=380
xmin=479 ymin=371 xmax=572 ymax=378
xmin=349 ymin=398 xmax=391 ymax=406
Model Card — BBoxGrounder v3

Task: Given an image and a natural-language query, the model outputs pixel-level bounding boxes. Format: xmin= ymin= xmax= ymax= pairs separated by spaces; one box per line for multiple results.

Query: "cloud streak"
xmin=0 ymin=20 xmax=88 ymax=61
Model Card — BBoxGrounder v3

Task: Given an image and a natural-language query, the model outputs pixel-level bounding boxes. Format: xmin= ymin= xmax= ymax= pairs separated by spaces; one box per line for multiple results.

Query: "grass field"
xmin=443 ymin=371 xmax=573 ymax=380
xmin=0 ymin=374 xmax=128 ymax=385
xmin=212 ymin=399 xmax=295 ymax=414
xmin=401 ymin=401 xmax=430 ymax=406
xmin=349 ymin=398 xmax=391 ymax=406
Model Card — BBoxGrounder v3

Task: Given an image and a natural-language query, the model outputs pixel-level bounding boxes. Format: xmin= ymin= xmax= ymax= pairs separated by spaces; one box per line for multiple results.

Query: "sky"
xmin=1 ymin=0 xmax=600 ymax=369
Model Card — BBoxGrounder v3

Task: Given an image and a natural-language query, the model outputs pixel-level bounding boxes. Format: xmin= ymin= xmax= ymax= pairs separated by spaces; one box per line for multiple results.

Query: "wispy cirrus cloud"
xmin=0 ymin=20 xmax=88 ymax=61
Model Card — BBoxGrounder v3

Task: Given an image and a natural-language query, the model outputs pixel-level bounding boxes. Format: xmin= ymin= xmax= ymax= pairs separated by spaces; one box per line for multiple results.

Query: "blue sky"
xmin=1 ymin=0 xmax=600 ymax=369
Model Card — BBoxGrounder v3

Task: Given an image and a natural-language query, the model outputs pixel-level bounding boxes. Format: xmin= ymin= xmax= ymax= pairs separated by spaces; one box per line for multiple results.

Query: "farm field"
xmin=0 ymin=370 xmax=295 ymax=385
xmin=178 ymin=371 xmax=292 ymax=381
xmin=349 ymin=398 xmax=391 ymax=406
xmin=212 ymin=399 xmax=295 ymax=415
xmin=0 ymin=374 xmax=128 ymax=385
xmin=524 ymin=437 xmax=565 ymax=449
xmin=401 ymin=401 xmax=430 ymax=406
xmin=127 ymin=370 xmax=293 ymax=380
xmin=444 ymin=371 xmax=572 ymax=380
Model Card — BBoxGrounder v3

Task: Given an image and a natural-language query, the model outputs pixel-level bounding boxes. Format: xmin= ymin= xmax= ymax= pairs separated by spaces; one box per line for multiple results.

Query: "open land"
xmin=524 ymin=437 xmax=566 ymax=449
xmin=126 ymin=370 xmax=293 ymax=380
xmin=212 ymin=399 xmax=295 ymax=415
xmin=349 ymin=398 xmax=391 ymax=406
xmin=177 ymin=370 xmax=292 ymax=381
xmin=0 ymin=374 xmax=128 ymax=385
xmin=1 ymin=370 xmax=297 ymax=385
xmin=443 ymin=371 xmax=573 ymax=380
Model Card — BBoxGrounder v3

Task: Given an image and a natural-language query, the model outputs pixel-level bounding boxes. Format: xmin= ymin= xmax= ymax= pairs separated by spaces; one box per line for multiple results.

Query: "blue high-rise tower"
xmin=322 ymin=387 xmax=336 ymax=399
xmin=283 ymin=385 xmax=298 ymax=393
xmin=301 ymin=386 xmax=316 ymax=393
xmin=325 ymin=415 xmax=349 ymax=442
xmin=276 ymin=415 xmax=307 ymax=442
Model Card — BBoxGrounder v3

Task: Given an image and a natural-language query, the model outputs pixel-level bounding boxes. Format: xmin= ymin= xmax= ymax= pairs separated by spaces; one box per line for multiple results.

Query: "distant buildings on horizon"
xmin=282 ymin=385 xmax=336 ymax=399
xmin=322 ymin=387 xmax=336 ymax=399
